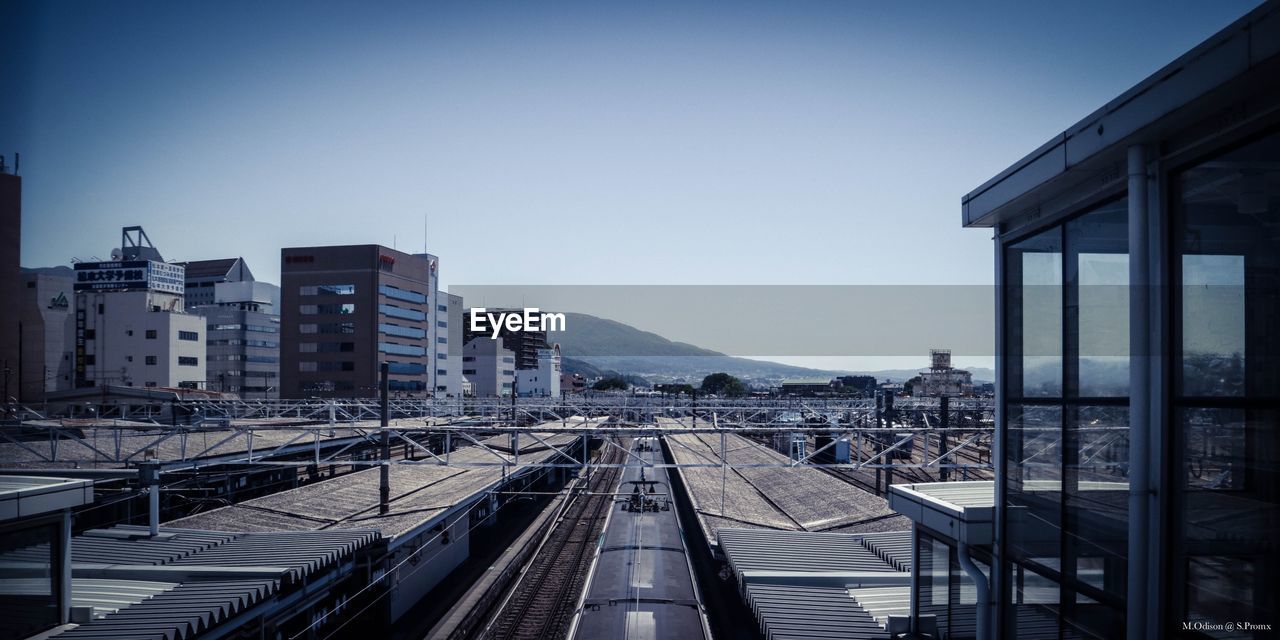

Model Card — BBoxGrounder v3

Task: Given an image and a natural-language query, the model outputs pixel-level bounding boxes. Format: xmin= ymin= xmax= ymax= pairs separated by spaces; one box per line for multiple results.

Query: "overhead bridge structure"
xmin=1 ymin=397 xmax=997 ymax=473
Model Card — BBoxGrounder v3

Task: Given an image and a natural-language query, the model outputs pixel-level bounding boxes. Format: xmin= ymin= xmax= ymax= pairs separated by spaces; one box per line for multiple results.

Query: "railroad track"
xmin=483 ymin=439 xmax=627 ymax=640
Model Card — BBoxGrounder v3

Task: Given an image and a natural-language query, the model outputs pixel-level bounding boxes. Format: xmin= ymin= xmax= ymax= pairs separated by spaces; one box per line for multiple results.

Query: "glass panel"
xmin=1066 ymin=201 xmax=1129 ymax=397
xmin=1007 ymin=562 xmax=1061 ymax=640
xmin=1172 ymin=132 xmax=1280 ymax=634
xmin=1177 ymin=132 xmax=1280 ymax=397
xmin=917 ymin=533 xmax=950 ymax=633
xmin=1006 ymin=228 xmax=1063 ymax=398
xmin=1006 ymin=404 xmax=1062 ymax=566
xmin=0 ymin=522 xmax=59 ymax=638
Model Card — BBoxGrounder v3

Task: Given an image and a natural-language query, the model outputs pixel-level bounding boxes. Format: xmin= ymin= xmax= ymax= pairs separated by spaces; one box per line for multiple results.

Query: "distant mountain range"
xmin=554 ymin=312 xmax=993 ymax=384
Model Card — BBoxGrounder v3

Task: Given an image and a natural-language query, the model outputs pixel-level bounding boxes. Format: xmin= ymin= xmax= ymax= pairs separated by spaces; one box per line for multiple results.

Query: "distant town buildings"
xmin=560 ymin=371 xmax=586 ymax=395
xmin=279 ymin=245 xmax=447 ymax=398
xmin=913 ymin=348 xmax=973 ymax=397
xmin=463 ymin=310 xmax=550 ymax=371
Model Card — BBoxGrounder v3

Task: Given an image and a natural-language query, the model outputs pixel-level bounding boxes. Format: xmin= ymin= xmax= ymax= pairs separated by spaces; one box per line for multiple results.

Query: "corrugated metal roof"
xmin=175 ymin=528 xmax=378 ymax=584
xmin=857 ymin=531 xmax=913 ymax=573
xmin=3 ymin=526 xmax=235 ymax=567
xmin=744 ymin=583 xmax=884 ymax=640
xmin=0 ymin=578 xmax=178 ymax=619
xmin=848 ymin=586 xmax=911 ymax=630
xmin=55 ymin=578 xmax=277 ymax=640
xmin=31 ymin=525 xmax=381 ymax=640
xmin=718 ymin=528 xmax=904 ymax=576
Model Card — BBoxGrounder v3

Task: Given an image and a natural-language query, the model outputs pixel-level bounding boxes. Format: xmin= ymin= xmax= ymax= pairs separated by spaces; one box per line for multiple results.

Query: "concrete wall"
xmin=462 ymin=338 xmax=515 ymax=397
xmin=389 ymin=513 xmax=472 ymax=621
xmin=77 ymin=290 xmax=206 ymax=388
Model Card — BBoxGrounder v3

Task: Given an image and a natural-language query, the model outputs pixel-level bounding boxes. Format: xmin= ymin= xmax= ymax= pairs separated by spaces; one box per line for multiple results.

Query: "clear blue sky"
xmin=2 ymin=0 xmax=1259 ymax=295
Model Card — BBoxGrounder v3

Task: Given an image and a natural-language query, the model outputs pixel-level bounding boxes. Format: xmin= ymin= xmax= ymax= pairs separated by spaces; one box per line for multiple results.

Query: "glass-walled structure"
xmin=960 ymin=3 xmax=1280 ymax=638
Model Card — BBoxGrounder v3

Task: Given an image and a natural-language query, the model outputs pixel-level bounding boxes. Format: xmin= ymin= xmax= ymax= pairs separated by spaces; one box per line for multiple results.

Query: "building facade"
xmin=916 ymin=349 xmax=975 ymax=397
xmin=72 ymin=229 xmax=206 ymax=390
xmin=515 ymin=345 xmax=562 ymax=397
xmin=279 ymin=245 xmax=441 ymax=398
xmin=902 ymin=5 xmax=1280 ymax=638
xmin=194 ymin=281 xmax=281 ymax=398
xmin=462 ymin=337 xmax=515 ymax=397
xmin=441 ymin=292 xmax=464 ymax=397
xmin=18 ymin=268 xmax=74 ymax=402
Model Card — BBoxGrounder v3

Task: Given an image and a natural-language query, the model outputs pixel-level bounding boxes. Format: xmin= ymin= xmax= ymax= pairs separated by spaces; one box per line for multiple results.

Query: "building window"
xmin=437 ymin=304 xmax=448 ymax=312
xmin=380 ymin=323 xmax=425 ymax=339
xmin=379 ymin=342 xmax=425 ymax=357
xmin=145 ymin=356 xmax=157 ymax=365
xmin=1169 ymin=131 xmax=1280 ymax=630
xmin=145 ymin=329 xmax=157 ymax=339
xmin=1002 ymin=197 xmax=1130 ymax=637
xmin=437 ymin=352 xmax=448 ymax=359
xmin=437 ymin=369 xmax=447 ymax=376
xmin=379 ymin=304 xmax=425 ymax=321
xmin=437 ymin=337 xmax=447 ymax=344
xmin=300 ymin=303 xmax=356 ymax=315
xmin=378 ymin=284 xmax=427 ymax=304
xmin=178 ymin=356 xmax=199 ymax=366
xmin=178 ymin=330 xmax=199 ymax=341
xmin=84 ymin=355 xmax=95 ymax=365
xmin=437 ymin=320 xmax=447 ymax=328
xmin=387 ymin=362 xmax=425 ymax=375
xmin=300 ymin=284 xmax=356 ymax=296
xmin=463 ymin=369 xmax=476 ymax=376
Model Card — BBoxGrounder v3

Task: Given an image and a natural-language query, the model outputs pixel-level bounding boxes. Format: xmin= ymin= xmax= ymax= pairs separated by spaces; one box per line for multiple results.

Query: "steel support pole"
xmin=1126 ymin=144 xmax=1151 ymax=640
xmin=379 ymin=362 xmax=390 ymax=515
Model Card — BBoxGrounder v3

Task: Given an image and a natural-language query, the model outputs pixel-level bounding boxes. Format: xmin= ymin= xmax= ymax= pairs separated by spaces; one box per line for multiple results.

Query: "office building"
xmin=887 ymin=4 xmax=1280 ymax=638
xmin=73 ymin=228 xmax=205 ymax=390
xmin=462 ymin=337 xmax=516 ymax=397
xmin=177 ymin=256 xmax=255 ymax=310
xmin=193 ymin=280 xmax=281 ymax=398
xmin=0 ymin=157 xmax=19 ymax=405
xmin=279 ymin=245 xmax=441 ymax=398
xmin=18 ymin=267 xmax=74 ymax=402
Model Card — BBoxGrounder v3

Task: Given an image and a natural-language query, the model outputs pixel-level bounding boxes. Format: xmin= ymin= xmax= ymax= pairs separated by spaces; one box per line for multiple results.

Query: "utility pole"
xmin=379 ymin=362 xmax=390 ymax=515
xmin=940 ymin=395 xmax=950 ymax=481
